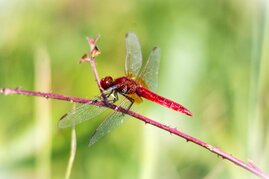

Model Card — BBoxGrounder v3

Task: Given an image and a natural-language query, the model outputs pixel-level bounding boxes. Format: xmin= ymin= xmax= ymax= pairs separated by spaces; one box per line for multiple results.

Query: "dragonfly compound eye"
xmin=100 ymin=76 xmax=113 ymax=90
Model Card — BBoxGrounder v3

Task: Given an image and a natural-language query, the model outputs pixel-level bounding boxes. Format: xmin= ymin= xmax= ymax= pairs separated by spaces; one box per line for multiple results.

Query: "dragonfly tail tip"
xmin=183 ymin=109 xmax=193 ymax=117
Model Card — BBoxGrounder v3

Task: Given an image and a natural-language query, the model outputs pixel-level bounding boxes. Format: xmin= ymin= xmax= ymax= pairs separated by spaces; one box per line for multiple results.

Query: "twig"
xmin=80 ymin=35 xmax=107 ymax=102
xmin=0 ymin=87 xmax=268 ymax=179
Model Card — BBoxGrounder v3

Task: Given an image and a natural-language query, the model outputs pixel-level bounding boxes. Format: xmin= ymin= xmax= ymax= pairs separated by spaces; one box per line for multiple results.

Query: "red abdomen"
xmin=136 ymin=87 xmax=192 ymax=116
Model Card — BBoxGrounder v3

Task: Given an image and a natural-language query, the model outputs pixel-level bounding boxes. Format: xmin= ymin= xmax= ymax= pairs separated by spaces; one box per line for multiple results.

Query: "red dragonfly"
xmin=58 ymin=32 xmax=192 ymax=145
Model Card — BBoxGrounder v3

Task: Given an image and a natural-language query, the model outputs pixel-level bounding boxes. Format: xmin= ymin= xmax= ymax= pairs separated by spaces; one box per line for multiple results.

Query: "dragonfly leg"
xmin=104 ymin=91 xmax=119 ymax=104
xmin=121 ymin=94 xmax=134 ymax=112
xmin=111 ymin=91 xmax=119 ymax=103
xmin=105 ymin=89 xmax=114 ymax=98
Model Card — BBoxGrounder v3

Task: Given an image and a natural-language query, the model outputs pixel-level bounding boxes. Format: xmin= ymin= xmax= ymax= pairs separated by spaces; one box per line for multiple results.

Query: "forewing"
xmin=88 ymin=100 xmax=130 ymax=146
xmin=58 ymin=102 xmax=107 ymax=128
xmin=125 ymin=32 xmax=142 ymax=77
xmin=137 ymin=47 xmax=160 ymax=92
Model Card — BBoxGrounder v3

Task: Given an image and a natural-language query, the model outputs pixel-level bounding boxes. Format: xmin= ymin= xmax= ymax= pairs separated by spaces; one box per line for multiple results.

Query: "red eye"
xmin=100 ymin=76 xmax=113 ymax=90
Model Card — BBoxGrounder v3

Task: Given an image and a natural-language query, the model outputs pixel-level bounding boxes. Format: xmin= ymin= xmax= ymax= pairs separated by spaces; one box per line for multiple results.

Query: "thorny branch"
xmin=0 ymin=35 xmax=268 ymax=179
xmin=1 ymin=87 xmax=268 ymax=178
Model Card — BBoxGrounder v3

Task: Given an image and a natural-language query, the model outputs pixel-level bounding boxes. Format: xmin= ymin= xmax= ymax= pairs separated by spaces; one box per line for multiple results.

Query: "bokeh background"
xmin=0 ymin=0 xmax=268 ymax=178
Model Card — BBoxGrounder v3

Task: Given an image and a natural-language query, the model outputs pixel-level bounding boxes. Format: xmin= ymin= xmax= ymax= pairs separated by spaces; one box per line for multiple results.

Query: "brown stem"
xmin=0 ymin=87 xmax=268 ymax=179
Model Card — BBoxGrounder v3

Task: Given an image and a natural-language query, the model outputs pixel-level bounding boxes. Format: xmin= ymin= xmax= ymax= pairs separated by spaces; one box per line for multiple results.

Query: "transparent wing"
xmin=137 ymin=47 xmax=160 ymax=92
xmin=89 ymin=99 xmax=130 ymax=146
xmin=125 ymin=32 xmax=142 ymax=78
xmin=58 ymin=99 xmax=107 ymax=128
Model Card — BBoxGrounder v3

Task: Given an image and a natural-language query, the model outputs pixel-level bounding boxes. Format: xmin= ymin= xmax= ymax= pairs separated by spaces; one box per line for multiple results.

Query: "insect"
xmin=58 ymin=32 xmax=192 ymax=145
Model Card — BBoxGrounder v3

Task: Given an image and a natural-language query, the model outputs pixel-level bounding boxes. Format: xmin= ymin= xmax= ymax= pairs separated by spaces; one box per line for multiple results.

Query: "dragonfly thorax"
xmin=100 ymin=76 xmax=139 ymax=95
xmin=113 ymin=77 xmax=138 ymax=94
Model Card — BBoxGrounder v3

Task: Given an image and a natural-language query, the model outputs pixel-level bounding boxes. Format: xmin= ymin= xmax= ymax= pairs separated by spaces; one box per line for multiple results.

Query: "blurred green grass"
xmin=0 ymin=0 xmax=268 ymax=179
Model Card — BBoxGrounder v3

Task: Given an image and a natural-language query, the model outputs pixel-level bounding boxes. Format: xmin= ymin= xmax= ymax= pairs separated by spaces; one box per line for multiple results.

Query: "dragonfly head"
xmin=100 ymin=76 xmax=114 ymax=90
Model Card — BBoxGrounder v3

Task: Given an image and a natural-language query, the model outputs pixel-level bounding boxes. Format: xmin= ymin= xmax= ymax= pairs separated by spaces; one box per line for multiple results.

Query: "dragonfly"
xmin=58 ymin=32 xmax=192 ymax=146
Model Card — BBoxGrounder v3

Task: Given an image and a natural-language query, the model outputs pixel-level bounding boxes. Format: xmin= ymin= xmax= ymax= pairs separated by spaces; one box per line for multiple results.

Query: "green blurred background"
xmin=0 ymin=0 xmax=268 ymax=178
